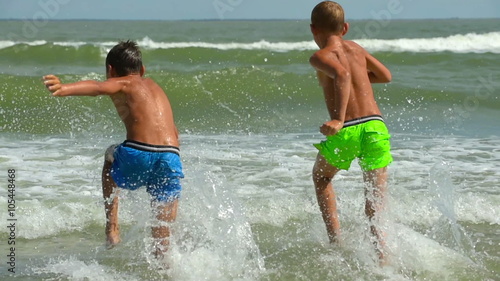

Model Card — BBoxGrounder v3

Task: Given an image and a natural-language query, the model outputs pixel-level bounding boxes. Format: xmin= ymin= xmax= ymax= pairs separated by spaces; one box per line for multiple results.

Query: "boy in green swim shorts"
xmin=309 ymin=1 xmax=393 ymax=263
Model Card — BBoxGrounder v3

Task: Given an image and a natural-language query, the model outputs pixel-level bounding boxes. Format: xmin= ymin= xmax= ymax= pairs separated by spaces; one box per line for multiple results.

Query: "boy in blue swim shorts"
xmin=309 ymin=2 xmax=393 ymax=264
xmin=107 ymin=141 xmax=183 ymax=203
xmin=44 ymin=40 xmax=183 ymax=258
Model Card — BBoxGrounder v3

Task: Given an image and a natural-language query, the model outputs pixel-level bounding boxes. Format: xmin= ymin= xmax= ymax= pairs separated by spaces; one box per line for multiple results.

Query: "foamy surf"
xmin=2 ymin=18 xmax=499 ymax=280
xmin=1 ymin=32 xmax=500 ymax=53
xmin=1 ymin=132 xmax=499 ymax=280
xmin=356 ymin=32 xmax=500 ymax=53
xmin=32 ymin=256 xmax=141 ymax=281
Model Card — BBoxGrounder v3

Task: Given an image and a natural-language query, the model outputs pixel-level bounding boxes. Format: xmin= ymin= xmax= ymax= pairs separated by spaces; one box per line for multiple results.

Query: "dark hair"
xmin=105 ymin=40 xmax=142 ymax=76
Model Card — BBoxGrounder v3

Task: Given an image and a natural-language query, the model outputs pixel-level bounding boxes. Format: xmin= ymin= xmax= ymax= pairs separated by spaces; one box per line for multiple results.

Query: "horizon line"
xmin=0 ymin=16 xmax=499 ymax=22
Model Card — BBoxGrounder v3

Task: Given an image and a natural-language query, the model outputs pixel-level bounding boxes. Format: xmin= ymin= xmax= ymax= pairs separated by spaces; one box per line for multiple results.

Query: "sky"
xmin=0 ymin=0 xmax=499 ymax=21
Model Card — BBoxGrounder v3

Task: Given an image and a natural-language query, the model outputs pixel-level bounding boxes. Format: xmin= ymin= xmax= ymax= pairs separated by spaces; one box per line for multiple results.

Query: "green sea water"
xmin=0 ymin=19 xmax=499 ymax=280
xmin=1 ymin=19 xmax=499 ymax=136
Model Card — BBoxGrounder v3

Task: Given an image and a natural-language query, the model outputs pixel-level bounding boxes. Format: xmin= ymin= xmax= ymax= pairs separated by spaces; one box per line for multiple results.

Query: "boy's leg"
xmin=363 ymin=166 xmax=388 ymax=261
xmin=312 ymin=153 xmax=341 ymax=244
xmin=151 ymin=199 xmax=179 ymax=258
xmin=102 ymin=146 xmax=121 ymax=247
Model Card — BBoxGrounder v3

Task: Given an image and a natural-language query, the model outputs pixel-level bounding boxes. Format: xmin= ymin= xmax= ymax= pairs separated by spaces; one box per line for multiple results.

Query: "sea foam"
xmin=1 ymin=32 xmax=499 ymax=53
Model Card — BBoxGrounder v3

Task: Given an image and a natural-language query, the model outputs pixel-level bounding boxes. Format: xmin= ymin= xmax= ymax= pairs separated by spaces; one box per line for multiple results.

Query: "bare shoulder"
xmin=343 ymin=40 xmax=360 ymax=47
xmin=343 ymin=40 xmax=367 ymax=54
xmin=144 ymin=77 xmax=161 ymax=87
xmin=110 ymin=75 xmax=156 ymax=89
xmin=310 ymin=47 xmax=341 ymax=66
xmin=311 ymin=48 xmax=328 ymax=60
xmin=142 ymin=77 xmax=164 ymax=91
xmin=105 ymin=76 xmax=134 ymax=85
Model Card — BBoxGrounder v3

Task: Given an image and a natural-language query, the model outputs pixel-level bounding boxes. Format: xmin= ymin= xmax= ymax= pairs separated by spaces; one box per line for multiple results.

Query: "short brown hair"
xmin=105 ymin=40 xmax=143 ymax=76
xmin=311 ymin=1 xmax=345 ymax=34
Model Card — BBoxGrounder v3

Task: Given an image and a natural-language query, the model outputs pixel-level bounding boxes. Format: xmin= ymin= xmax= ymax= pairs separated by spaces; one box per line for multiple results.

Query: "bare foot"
xmin=106 ymin=233 xmax=121 ymax=249
xmin=369 ymin=225 xmax=389 ymax=266
xmin=105 ymin=223 xmax=121 ymax=249
xmin=328 ymin=232 xmax=343 ymax=247
xmin=376 ymin=247 xmax=390 ymax=266
xmin=152 ymin=238 xmax=169 ymax=258
xmin=373 ymin=238 xmax=390 ymax=267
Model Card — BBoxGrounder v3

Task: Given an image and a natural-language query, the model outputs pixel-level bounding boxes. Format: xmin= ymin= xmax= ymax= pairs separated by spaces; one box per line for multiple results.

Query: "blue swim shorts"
xmin=109 ymin=140 xmax=184 ymax=202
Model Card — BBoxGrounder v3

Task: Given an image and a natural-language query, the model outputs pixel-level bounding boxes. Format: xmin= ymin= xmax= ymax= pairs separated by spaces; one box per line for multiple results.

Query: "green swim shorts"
xmin=313 ymin=115 xmax=393 ymax=171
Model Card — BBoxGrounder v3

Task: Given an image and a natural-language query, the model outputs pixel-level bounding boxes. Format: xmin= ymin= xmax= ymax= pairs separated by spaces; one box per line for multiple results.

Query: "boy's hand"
xmin=43 ymin=75 xmax=63 ymax=96
xmin=320 ymin=120 xmax=344 ymax=136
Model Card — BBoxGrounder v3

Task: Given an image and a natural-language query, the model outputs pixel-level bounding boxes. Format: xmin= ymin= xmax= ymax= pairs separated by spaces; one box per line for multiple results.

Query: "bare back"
xmin=317 ymin=40 xmax=382 ymax=121
xmin=110 ymin=76 xmax=179 ymax=147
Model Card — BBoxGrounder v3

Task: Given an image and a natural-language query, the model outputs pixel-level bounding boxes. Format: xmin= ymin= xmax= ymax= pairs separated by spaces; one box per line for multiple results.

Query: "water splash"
xmin=428 ymin=161 xmax=475 ymax=257
xmin=164 ymin=167 xmax=265 ymax=280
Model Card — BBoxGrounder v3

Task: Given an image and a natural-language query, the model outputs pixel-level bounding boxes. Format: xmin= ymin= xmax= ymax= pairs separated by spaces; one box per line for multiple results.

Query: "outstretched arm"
xmin=366 ymin=53 xmax=391 ymax=83
xmin=43 ymin=75 xmax=125 ymax=97
xmin=310 ymin=51 xmax=351 ymax=136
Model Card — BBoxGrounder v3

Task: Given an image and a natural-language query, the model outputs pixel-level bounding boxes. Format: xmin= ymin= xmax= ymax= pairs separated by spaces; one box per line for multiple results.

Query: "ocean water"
xmin=1 ymin=19 xmax=499 ymax=280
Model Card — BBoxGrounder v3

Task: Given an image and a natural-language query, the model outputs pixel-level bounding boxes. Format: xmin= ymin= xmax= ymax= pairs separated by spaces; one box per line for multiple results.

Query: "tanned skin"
xmin=43 ymin=63 xmax=180 ymax=258
xmin=310 ymin=17 xmax=392 ymax=264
